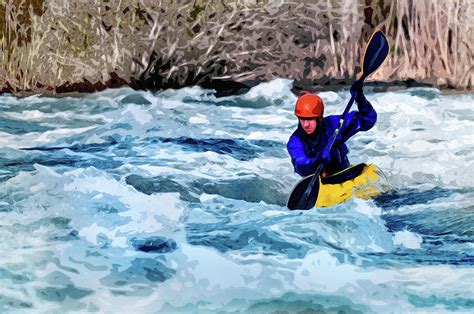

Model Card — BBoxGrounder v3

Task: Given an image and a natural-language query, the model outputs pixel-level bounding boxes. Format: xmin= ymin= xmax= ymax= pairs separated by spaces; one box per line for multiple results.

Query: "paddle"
xmin=287 ymin=30 xmax=389 ymax=210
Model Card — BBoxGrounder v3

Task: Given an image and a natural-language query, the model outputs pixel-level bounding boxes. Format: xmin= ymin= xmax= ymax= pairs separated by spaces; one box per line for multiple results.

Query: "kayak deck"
xmin=316 ymin=163 xmax=385 ymax=207
xmin=287 ymin=163 xmax=388 ymax=209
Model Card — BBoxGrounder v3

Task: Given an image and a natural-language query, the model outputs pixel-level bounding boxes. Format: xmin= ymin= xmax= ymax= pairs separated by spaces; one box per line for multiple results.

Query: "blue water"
xmin=0 ymin=79 xmax=473 ymax=313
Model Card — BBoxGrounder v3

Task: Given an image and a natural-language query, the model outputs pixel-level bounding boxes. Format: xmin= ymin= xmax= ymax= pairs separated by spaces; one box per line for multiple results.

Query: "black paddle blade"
xmin=361 ymin=30 xmax=389 ymax=78
xmin=287 ymin=175 xmax=320 ymax=210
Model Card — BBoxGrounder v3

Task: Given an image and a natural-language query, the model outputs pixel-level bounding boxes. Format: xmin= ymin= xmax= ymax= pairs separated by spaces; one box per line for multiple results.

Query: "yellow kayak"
xmin=287 ymin=163 xmax=388 ymax=209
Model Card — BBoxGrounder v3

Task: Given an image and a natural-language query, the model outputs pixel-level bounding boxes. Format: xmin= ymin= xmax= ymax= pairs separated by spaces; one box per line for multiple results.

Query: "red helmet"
xmin=294 ymin=92 xmax=324 ymax=118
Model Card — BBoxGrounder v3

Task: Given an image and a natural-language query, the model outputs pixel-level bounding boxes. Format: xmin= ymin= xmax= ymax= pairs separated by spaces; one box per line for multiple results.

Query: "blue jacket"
xmin=287 ymin=93 xmax=377 ymax=177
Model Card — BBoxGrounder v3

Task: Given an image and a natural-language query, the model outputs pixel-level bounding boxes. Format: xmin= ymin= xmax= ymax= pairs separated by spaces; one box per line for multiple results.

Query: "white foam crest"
xmin=393 ymin=230 xmax=423 ymax=249
xmin=364 ymin=89 xmax=474 ymax=187
xmin=245 ymin=114 xmax=290 ymax=126
xmin=119 ymin=163 xmax=217 ymax=188
xmin=161 ymin=98 xmax=195 ymax=109
xmin=121 ymin=104 xmax=154 ymax=125
xmin=91 ymin=86 xmax=139 ymax=99
xmin=0 ymin=93 xmax=45 ymax=107
xmin=3 ymin=109 xmax=45 ymax=120
xmin=131 ymin=141 xmax=291 ymax=181
xmin=156 ymin=85 xmax=210 ymax=100
xmin=3 ymin=110 xmax=113 ymax=124
xmin=246 ymin=130 xmax=291 ymax=142
xmin=62 ymin=166 xmax=183 ymax=224
xmin=130 ymin=245 xmax=474 ymax=313
xmin=243 ymin=78 xmax=294 ymax=101
xmin=352 ymin=198 xmax=382 ymax=217
xmin=291 ymin=250 xmax=473 ymax=309
xmin=189 ymin=113 xmax=209 ymax=124
xmin=0 ymin=125 xmax=98 ymax=149
xmin=34 ymin=126 xmax=98 ymax=143
xmin=3 ymin=164 xmax=183 ymax=248
xmin=155 ymin=78 xmax=295 ymax=109
xmin=319 ymin=91 xmax=342 ymax=103
xmin=304 ymin=204 xmax=394 ymax=254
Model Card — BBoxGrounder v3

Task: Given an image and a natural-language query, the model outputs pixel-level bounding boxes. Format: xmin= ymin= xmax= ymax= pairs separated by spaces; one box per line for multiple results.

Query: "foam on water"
xmin=393 ymin=230 xmax=423 ymax=249
xmin=0 ymin=80 xmax=473 ymax=312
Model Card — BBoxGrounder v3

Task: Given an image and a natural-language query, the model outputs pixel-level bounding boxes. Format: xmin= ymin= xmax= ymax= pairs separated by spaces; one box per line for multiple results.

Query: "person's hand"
xmin=350 ymin=79 xmax=364 ymax=98
xmin=320 ymin=148 xmax=331 ymax=164
xmin=334 ymin=128 xmax=344 ymax=145
xmin=334 ymin=115 xmax=351 ymax=144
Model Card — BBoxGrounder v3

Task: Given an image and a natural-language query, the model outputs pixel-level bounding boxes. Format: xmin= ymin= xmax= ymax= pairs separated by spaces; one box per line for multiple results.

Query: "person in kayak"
xmin=287 ymin=83 xmax=377 ymax=177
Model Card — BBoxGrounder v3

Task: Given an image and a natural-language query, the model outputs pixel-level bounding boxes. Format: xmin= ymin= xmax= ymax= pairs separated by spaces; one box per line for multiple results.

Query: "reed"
xmin=381 ymin=0 xmax=473 ymax=88
xmin=0 ymin=0 xmax=472 ymax=94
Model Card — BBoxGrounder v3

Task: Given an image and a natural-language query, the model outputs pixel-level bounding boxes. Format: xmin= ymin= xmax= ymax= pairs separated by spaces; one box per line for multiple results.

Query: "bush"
xmin=0 ymin=0 xmax=472 ymax=94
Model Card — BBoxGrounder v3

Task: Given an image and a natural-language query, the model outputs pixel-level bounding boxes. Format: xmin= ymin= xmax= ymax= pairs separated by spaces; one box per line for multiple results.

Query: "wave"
xmin=0 ymin=82 xmax=473 ymax=312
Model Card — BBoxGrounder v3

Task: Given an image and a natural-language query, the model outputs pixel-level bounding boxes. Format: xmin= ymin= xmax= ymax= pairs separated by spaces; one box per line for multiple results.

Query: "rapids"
xmin=0 ymin=79 xmax=473 ymax=312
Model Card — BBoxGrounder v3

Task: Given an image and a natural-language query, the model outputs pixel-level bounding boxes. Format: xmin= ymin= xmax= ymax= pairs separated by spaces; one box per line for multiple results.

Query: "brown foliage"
xmin=0 ymin=0 xmax=472 ymax=94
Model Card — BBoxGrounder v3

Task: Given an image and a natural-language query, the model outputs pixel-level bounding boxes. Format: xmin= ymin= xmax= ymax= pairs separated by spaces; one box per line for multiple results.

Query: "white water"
xmin=0 ymin=79 xmax=473 ymax=313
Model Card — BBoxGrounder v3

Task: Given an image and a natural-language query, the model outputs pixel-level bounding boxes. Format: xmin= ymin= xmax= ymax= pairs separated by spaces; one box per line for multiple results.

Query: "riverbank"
xmin=7 ymin=79 xmax=469 ymax=100
xmin=1 ymin=0 xmax=472 ymax=96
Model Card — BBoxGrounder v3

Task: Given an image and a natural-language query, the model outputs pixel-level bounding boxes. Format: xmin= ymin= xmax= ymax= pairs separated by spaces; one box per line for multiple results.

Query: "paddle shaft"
xmin=289 ymin=30 xmax=389 ymax=210
xmin=299 ymin=92 xmax=358 ymax=208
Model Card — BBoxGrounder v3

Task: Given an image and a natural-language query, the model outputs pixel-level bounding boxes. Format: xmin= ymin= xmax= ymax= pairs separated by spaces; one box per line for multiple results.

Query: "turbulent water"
xmin=0 ymin=79 xmax=473 ymax=313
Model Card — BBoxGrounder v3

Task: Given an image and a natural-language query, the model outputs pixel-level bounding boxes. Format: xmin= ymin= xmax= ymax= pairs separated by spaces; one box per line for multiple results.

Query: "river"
xmin=0 ymin=79 xmax=473 ymax=312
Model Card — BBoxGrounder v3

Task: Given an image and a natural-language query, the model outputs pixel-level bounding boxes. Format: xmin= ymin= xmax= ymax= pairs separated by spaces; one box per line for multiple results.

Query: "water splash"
xmin=0 ymin=81 xmax=473 ymax=312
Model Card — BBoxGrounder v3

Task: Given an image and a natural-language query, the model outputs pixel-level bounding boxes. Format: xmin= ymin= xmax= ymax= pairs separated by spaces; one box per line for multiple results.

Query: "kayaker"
xmin=287 ymin=83 xmax=377 ymax=177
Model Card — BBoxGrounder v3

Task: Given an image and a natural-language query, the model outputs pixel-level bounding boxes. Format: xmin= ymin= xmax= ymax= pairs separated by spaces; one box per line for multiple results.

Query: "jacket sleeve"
xmin=336 ymin=92 xmax=377 ymax=143
xmin=287 ymin=135 xmax=324 ymax=177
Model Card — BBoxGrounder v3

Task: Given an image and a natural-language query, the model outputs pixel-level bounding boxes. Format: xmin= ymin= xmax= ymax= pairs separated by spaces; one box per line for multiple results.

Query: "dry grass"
xmin=381 ymin=0 xmax=473 ymax=88
xmin=0 ymin=0 xmax=472 ymax=94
